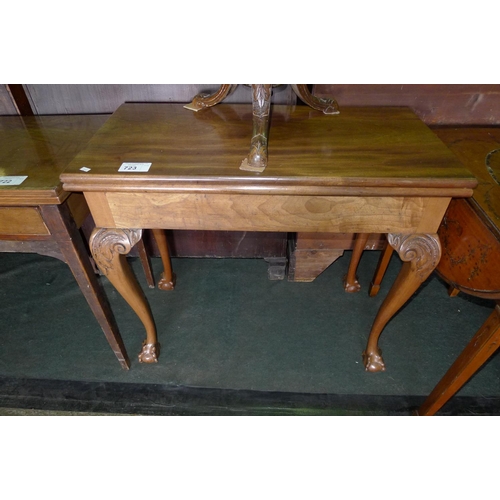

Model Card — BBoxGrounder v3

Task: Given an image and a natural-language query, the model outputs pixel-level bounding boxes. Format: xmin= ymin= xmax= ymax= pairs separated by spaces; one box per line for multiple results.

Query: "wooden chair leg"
xmin=343 ymin=233 xmax=370 ymax=293
xmin=368 ymin=240 xmax=394 ymax=297
xmin=151 ymin=229 xmax=176 ymax=291
xmin=417 ymin=303 xmax=500 ymax=416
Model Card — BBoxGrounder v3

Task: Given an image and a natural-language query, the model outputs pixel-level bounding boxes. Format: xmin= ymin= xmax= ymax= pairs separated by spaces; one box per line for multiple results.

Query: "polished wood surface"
xmin=61 ymin=104 xmax=475 ymax=196
xmin=185 ymin=85 xmax=339 ymax=172
xmin=61 ymin=103 xmax=476 ymax=369
xmin=432 ymin=127 xmax=500 ymax=233
xmin=0 ymin=207 xmax=49 ymax=236
xmin=0 ymin=114 xmax=108 ymax=205
xmin=432 ymin=127 xmax=500 ymax=298
xmin=436 ymin=198 xmax=500 ymax=298
xmin=18 ymin=85 xmax=497 ymax=266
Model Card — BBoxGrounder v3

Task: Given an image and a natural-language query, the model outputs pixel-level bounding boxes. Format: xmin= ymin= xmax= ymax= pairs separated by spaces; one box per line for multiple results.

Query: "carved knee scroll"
xmin=90 ymin=228 xmax=159 ymax=364
xmin=387 ymin=233 xmax=442 ymax=281
xmin=90 ymin=228 xmax=143 ymax=275
xmin=363 ymin=233 xmax=441 ymax=372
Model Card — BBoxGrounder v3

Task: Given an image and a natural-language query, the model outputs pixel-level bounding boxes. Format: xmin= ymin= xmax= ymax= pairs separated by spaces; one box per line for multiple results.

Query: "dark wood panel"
xmin=7 ymin=85 xmax=33 ymax=116
xmin=25 ymin=84 xmax=296 ymax=115
xmin=314 ymin=84 xmax=500 ymax=125
xmin=149 ymin=230 xmax=287 ymax=258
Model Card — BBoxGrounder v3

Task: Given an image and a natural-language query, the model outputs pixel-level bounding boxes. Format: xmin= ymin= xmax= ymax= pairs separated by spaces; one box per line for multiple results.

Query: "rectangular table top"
xmin=0 ymin=114 xmax=108 ymax=205
xmin=61 ymin=103 xmax=477 ymax=198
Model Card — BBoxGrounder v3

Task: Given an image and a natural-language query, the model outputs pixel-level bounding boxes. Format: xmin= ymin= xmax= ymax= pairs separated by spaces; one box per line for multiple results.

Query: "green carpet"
xmin=0 ymin=248 xmax=497 ymax=413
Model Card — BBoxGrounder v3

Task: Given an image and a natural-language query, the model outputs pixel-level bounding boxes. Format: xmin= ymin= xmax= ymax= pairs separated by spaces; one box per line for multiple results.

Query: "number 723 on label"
xmin=118 ymin=162 xmax=152 ymax=172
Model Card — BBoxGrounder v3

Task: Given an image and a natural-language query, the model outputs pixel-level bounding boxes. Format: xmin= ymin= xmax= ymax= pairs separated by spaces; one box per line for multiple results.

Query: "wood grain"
xmin=83 ymin=192 xmax=116 ymax=227
xmin=0 ymin=207 xmax=49 ymax=235
xmin=0 ymin=114 xmax=108 ymax=205
xmin=432 ymin=127 xmax=500 ymax=232
xmin=66 ymin=193 xmax=89 ymax=228
xmin=61 ymin=104 xmax=476 ymax=197
xmin=437 ymin=198 xmax=500 ymax=298
xmin=107 ymin=193 xmax=448 ymax=234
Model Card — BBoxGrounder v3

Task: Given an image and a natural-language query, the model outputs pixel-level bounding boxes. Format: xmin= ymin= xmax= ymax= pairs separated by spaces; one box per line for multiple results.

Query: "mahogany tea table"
xmin=60 ymin=103 xmax=477 ymax=370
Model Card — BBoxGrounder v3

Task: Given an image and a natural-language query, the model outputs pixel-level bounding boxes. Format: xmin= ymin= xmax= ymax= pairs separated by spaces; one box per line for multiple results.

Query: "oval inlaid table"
xmin=60 ymin=103 xmax=476 ymax=369
xmin=416 ymin=127 xmax=500 ymax=415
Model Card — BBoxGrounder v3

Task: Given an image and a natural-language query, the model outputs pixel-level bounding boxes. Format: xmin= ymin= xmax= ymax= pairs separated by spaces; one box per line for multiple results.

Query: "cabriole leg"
xmin=152 ymin=228 xmax=176 ymax=291
xmin=343 ymin=233 xmax=370 ymax=293
xmin=363 ymin=233 xmax=442 ymax=372
xmin=369 ymin=241 xmax=395 ymax=297
xmin=90 ymin=228 xmax=159 ymax=363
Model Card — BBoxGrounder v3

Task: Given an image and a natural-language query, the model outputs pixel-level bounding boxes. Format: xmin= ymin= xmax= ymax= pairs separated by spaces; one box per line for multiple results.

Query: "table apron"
xmin=85 ymin=192 xmax=450 ymax=234
xmin=0 ymin=207 xmax=50 ymax=236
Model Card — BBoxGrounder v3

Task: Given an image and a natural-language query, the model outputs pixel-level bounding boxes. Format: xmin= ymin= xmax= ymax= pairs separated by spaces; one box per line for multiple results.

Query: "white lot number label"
xmin=0 ymin=176 xmax=28 ymax=186
xmin=118 ymin=162 xmax=152 ymax=172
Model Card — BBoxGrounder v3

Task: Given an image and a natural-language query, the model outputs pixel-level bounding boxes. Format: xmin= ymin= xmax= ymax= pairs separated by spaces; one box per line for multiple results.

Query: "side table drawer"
xmin=0 ymin=207 xmax=50 ymax=236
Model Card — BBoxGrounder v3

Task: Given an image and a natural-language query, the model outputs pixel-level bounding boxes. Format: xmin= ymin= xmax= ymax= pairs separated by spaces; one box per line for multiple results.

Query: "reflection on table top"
xmin=0 ymin=114 xmax=108 ymax=204
xmin=61 ymin=103 xmax=476 ymax=198
xmin=432 ymin=127 xmax=500 ymax=233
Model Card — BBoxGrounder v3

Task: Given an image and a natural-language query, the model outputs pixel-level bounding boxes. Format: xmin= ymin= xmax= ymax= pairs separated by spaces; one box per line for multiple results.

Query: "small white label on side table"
xmin=0 ymin=176 xmax=28 ymax=186
xmin=118 ymin=162 xmax=152 ymax=172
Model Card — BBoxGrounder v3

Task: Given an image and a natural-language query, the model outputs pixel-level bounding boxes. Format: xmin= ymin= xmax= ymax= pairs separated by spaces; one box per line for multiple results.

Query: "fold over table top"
xmin=61 ymin=103 xmax=477 ymax=198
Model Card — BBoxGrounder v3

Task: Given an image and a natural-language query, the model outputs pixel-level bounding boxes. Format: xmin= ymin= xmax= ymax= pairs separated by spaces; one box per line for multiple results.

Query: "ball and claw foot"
xmin=363 ymin=350 xmax=386 ymax=372
xmin=343 ymin=275 xmax=361 ymax=293
xmin=138 ymin=342 xmax=160 ymax=363
xmin=158 ymin=272 xmax=176 ymax=291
